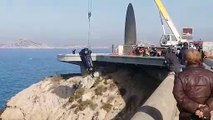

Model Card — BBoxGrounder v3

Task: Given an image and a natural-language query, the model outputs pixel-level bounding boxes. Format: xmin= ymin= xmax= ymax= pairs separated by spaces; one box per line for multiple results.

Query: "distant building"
xmin=182 ymin=27 xmax=193 ymax=40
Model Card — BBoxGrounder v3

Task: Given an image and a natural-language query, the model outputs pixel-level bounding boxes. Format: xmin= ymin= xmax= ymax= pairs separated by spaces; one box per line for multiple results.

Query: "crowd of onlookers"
xmin=112 ymin=42 xmax=212 ymax=72
xmin=112 ymin=42 xmax=213 ymax=119
xmin=131 ymin=42 xmax=208 ymax=58
xmin=112 ymin=43 xmax=213 ymax=119
xmin=132 ymin=42 xmax=213 ymax=120
xmin=131 ymin=46 xmax=162 ymax=57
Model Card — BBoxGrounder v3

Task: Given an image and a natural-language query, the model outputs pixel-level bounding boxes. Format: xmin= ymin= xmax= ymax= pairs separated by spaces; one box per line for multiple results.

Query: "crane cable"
xmin=87 ymin=0 xmax=92 ymax=49
xmin=159 ymin=11 xmax=166 ymax=35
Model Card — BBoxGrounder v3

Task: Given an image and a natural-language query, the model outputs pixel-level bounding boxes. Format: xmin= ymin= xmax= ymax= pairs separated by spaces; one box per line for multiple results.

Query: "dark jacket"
xmin=178 ymin=47 xmax=188 ymax=65
xmin=173 ymin=65 xmax=213 ymax=120
xmin=165 ymin=51 xmax=181 ymax=73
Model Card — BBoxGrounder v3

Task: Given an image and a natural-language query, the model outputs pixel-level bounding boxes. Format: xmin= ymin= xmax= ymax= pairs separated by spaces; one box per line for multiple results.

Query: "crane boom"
xmin=154 ymin=0 xmax=184 ymax=46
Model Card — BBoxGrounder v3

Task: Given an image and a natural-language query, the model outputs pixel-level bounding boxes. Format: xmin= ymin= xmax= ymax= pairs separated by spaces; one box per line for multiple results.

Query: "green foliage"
xmin=78 ymin=100 xmax=97 ymax=111
xmin=70 ymin=104 xmax=78 ymax=109
xmin=73 ymin=100 xmax=98 ymax=113
xmin=95 ymin=85 xmax=107 ymax=96
xmin=89 ymin=102 xmax=98 ymax=110
xmin=75 ymin=88 xmax=85 ymax=99
xmin=102 ymin=103 xmax=112 ymax=112
xmin=78 ymin=100 xmax=89 ymax=111
xmin=91 ymin=95 xmax=95 ymax=99
xmin=68 ymin=96 xmax=75 ymax=103
xmin=68 ymin=88 xmax=85 ymax=103
xmin=74 ymin=107 xmax=79 ymax=114
xmin=62 ymin=104 xmax=66 ymax=108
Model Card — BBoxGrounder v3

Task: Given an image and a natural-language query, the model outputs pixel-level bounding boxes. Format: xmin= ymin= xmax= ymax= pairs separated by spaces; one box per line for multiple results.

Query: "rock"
xmin=76 ymin=108 xmax=94 ymax=120
xmin=81 ymin=92 xmax=93 ymax=101
xmin=96 ymin=109 xmax=107 ymax=120
xmin=1 ymin=107 xmax=24 ymax=120
xmin=93 ymin=71 xmax=100 ymax=78
xmin=80 ymin=76 xmax=95 ymax=89
xmin=0 ymin=76 xmax=75 ymax=120
xmin=1 ymin=68 xmax=161 ymax=120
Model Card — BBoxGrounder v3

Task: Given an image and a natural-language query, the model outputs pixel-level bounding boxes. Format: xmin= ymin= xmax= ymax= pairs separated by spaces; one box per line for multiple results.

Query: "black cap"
xmin=183 ymin=42 xmax=188 ymax=47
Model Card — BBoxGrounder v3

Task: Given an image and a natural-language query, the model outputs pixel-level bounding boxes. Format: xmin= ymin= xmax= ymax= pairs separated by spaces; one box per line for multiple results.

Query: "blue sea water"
xmin=0 ymin=48 xmax=110 ymax=109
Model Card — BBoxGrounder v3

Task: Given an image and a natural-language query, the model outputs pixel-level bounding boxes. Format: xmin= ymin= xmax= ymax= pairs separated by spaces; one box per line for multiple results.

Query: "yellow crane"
xmin=154 ymin=0 xmax=188 ymax=47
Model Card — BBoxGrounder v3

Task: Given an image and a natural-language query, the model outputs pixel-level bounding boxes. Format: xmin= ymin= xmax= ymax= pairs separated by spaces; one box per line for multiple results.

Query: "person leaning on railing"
xmin=173 ymin=49 xmax=213 ymax=120
xmin=164 ymin=46 xmax=181 ymax=75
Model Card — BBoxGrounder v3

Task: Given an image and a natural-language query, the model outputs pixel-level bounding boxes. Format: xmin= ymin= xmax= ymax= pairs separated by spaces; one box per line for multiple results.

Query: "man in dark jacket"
xmin=178 ymin=42 xmax=189 ymax=67
xmin=173 ymin=49 xmax=213 ymax=120
xmin=164 ymin=46 xmax=181 ymax=74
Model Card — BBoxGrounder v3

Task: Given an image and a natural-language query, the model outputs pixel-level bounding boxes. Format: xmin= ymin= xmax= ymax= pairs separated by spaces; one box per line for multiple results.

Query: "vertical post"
xmin=112 ymin=44 xmax=114 ymax=54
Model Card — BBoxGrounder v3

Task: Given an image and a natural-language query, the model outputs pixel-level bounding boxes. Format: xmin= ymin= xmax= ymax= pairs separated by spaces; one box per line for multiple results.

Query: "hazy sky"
xmin=0 ymin=0 xmax=212 ymax=47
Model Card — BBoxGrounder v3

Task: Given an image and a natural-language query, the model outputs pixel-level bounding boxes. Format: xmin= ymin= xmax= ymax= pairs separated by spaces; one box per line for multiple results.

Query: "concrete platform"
xmin=204 ymin=58 xmax=213 ymax=68
xmin=57 ymin=53 xmax=166 ymax=67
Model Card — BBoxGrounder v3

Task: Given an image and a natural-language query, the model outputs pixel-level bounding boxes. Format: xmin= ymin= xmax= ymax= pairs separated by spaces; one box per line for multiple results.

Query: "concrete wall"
xmin=131 ymin=74 xmax=179 ymax=120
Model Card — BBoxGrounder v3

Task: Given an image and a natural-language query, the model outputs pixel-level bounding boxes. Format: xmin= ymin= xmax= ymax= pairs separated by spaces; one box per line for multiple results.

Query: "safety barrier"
xmin=131 ymin=74 xmax=179 ymax=120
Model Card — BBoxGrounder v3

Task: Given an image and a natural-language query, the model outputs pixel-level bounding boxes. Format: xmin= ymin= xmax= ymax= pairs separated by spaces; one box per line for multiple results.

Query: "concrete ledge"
xmin=131 ymin=74 xmax=178 ymax=120
xmin=204 ymin=58 xmax=213 ymax=70
xmin=57 ymin=54 xmax=166 ymax=67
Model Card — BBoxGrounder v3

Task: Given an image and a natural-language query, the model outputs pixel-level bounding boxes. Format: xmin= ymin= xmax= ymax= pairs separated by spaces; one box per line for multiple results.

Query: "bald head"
xmin=185 ymin=49 xmax=201 ymax=65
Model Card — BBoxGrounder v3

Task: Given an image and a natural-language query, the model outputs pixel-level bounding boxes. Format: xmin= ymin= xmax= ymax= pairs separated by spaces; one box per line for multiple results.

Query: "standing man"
xmin=173 ymin=49 xmax=213 ymax=120
xmin=178 ymin=42 xmax=189 ymax=68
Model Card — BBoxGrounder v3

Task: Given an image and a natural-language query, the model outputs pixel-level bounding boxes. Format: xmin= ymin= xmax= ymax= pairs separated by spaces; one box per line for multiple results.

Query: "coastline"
xmin=0 ymin=66 xmax=162 ymax=120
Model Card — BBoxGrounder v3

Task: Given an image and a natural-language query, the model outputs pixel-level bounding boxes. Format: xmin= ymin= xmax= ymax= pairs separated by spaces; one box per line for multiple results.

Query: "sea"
xmin=0 ymin=48 xmax=111 ymax=109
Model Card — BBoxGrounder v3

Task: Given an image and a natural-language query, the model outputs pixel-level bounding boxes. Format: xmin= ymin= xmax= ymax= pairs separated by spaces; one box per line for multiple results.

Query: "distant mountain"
xmin=63 ymin=44 xmax=87 ymax=49
xmin=0 ymin=39 xmax=50 ymax=48
xmin=63 ymin=44 xmax=110 ymax=49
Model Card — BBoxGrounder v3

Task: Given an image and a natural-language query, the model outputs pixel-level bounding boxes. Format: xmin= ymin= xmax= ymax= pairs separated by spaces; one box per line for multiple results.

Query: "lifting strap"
xmin=159 ymin=11 xmax=166 ymax=35
xmin=87 ymin=0 xmax=92 ymax=49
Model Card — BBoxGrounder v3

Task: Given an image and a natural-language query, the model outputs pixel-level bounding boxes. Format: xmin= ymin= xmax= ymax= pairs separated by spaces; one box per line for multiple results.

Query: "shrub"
xmin=68 ymin=96 xmax=75 ymax=103
xmin=95 ymin=85 xmax=107 ymax=96
xmin=89 ymin=102 xmax=98 ymax=110
xmin=102 ymin=103 xmax=112 ymax=112
xmin=74 ymin=88 xmax=85 ymax=100
xmin=68 ymin=88 xmax=85 ymax=103
xmin=70 ymin=104 xmax=78 ymax=109
xmin=78 ymin=100 xmax=91 ymax=111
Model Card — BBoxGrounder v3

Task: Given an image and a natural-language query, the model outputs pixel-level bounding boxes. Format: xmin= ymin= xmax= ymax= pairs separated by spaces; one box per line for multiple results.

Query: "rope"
xmin=159 ymin=11 xmax=166 ymax=35
xmin=87 ymin=0 xmax=92 ymax=49
xmin=87 ymin=0 xmax=93 ymax=79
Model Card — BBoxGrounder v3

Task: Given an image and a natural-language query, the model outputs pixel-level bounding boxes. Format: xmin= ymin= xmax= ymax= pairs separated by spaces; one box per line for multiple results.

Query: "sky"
xmin=0 ymin=0 xmax=212 ymax=47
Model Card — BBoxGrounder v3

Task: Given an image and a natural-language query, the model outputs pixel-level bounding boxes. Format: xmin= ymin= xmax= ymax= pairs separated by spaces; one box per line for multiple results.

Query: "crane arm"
xmin=154 ymin=0 xmax=182 ymax=42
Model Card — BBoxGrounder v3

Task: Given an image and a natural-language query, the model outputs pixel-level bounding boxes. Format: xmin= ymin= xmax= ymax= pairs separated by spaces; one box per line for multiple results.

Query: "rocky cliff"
xmin=0 ymin=67 xmax=162 ymax=120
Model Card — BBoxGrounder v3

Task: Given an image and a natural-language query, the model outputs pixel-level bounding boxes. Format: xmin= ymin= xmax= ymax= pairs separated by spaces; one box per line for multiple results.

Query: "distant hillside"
xmin=0 ymin=39 xmax=50 ymax=48
xmin=63 ymin=44 xmax=110 ymax=49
